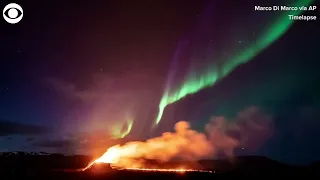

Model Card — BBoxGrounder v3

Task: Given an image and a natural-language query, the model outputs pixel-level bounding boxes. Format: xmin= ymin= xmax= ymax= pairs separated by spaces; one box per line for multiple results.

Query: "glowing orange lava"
xmin=121 ymin=167 xmax=213 ymax=173
xmin=83 ymin=162 xmax=213 ymax=173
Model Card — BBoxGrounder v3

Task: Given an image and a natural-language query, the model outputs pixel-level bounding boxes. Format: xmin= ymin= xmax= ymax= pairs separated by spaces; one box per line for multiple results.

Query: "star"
xmin=238 ymin=40 xmax=242 ymax=43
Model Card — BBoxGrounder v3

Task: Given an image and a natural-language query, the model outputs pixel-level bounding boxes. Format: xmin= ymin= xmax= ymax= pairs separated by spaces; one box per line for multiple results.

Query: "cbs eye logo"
xmin=3 ymin=3 xmax=23 ymax=24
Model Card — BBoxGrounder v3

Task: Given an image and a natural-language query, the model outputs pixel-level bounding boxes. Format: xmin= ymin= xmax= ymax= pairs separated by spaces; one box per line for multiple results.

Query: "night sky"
xmin=0 ymin=0 xmax=319 ymax=165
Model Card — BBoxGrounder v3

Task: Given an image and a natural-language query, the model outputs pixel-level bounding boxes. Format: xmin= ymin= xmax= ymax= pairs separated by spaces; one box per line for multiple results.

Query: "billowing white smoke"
xmin=95 ymin=107 xmax=273 ymax=168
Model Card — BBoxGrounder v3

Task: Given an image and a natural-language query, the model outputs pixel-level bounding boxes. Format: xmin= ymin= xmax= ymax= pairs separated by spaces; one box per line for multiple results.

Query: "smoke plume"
xmin=95 ymin=107 xmax=273 ymax=168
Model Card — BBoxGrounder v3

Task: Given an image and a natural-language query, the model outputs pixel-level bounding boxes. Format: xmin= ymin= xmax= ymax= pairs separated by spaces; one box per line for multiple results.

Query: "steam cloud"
xmin=96 ymin=107 xmax=273 ymax=167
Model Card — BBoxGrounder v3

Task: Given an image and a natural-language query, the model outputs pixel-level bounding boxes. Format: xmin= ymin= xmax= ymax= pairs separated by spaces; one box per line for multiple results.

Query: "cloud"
xmin=32 ymin=139 xmax=74 ymax=148
xmin=30 ymin=130 xmax=127 ymax=155
xmin=45 ymin=72 xmax=159 ymax=136
xmin=206 ymin=107 xmax=273 ymax=154
xmin=46 ymin=72 xmax=158 ymax=103
xmin=0 ymin=120 xmax=49 ymax=136
xmin=25 ymin=137 xmax=35 ymax=142
xmin=26 ymin=107 xmax=272 ymax=157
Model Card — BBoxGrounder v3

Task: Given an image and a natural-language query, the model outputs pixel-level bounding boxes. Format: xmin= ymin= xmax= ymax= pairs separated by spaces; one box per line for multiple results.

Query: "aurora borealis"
xmin=155 ymin=0 xmax=314 ymax=126
xmin=0 ymin=0 xmax=319 ymax=165
xmin=109 ymin=115 xmax=134 ymax=139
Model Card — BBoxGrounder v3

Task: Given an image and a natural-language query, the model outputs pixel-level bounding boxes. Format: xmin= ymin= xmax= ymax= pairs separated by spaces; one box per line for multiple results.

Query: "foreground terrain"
xmin=0 ymin=152 xmax=319 ymax=179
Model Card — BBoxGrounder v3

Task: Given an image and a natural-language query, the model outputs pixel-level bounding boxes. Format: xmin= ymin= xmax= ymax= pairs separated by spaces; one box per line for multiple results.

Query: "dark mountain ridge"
xmin=0 ymin=152 xmax=319 ymax=176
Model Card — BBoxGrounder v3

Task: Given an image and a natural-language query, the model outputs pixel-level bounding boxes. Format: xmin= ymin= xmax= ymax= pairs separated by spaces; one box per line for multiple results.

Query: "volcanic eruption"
xmin=83 ymin=107 xmax=272 ymax=173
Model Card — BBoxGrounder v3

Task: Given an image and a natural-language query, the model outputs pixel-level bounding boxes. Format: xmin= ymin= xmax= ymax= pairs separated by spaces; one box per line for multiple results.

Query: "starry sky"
xmin=0 ymin=0 xmax=319 ymax=165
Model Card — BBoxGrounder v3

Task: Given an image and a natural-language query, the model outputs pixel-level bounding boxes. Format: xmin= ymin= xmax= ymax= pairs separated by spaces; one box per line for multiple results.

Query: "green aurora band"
xmin=110 ymin=113 xmax=134 ymax=139
xmin=155 ymin=0 xmax=314 ymax=126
